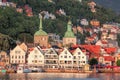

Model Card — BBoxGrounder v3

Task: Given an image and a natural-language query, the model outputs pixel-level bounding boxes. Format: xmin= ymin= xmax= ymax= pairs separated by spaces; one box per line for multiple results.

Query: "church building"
xmin=34 ymin=14 xmax=48 ymax=47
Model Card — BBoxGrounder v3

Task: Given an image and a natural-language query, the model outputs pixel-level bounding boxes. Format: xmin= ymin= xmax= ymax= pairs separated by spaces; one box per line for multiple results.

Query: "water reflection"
xmin=0 ymin=73 xmax=119 ymax=80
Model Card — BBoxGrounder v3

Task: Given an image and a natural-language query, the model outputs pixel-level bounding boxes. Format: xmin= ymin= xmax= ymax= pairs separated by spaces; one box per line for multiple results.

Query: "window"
xmin=64 ymin=56 xmax=67 ymax=58
xmin=15 ymin=56 xmax=17 ymax=59
xmin=35 ymin=60 xmax=37 ymax=63
xmin=34 ymin=55 xmax=37 ymax=58
xmin=83 ymin=61 xmax=85 ymax=63
xmin=42 ymin=38 xmax=45 ymax=40
xmin=61 ymin=56 xmax=63 ymax=58
xmin=19 ymin=56 xmax=21 ymax=59
xmin=78 ymin=52 xmax=81 ymax=55
xmin=65 ymin=61 xmax=67 ymax=64
xmin=22 ymin=56 xmax=24 ymax=59
xmin=74 ymin=56 xmax=76 ymax=59
xmin=82 ymin=56 xmax=84 ymax=58
xmin=69 ymin=56 xmax=71 ymax=58
xmin=18 ymin=60 xmax=20 ymax=63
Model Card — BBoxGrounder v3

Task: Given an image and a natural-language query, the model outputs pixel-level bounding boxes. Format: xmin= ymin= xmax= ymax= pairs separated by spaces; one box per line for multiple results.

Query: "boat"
xmin=23 ymin=68 xmax=31 ymax=73
xmin=31 ymin=67 xmax=43 ymax=72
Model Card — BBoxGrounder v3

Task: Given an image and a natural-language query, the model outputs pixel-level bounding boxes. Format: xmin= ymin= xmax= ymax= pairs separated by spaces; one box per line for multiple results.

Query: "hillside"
xmin=94 ymin=0 xmax=120 ymax=13
xmin=0 ymin=0 xmax=120 ymax=51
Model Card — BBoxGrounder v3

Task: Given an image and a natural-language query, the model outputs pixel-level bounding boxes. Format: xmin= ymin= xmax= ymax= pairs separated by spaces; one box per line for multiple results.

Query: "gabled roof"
xmin=19 ymin=43 xmax=27 ymax=52
xmin=45 ymin=48 xmax=58 ymax=55
xmin=60 ymin=48 xmax=72 ymax=56
xmin=11 ymin=45 xmax=26 ymax=54
xmin=29 ymin=47 xmax=44 ymax=55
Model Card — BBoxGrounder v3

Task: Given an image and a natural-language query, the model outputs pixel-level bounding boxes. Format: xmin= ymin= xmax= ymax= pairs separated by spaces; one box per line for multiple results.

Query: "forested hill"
xmin=0 ymin=0 xmax=120 ymax=51
xmin=94 ymin=0 xmax=120 ymax=13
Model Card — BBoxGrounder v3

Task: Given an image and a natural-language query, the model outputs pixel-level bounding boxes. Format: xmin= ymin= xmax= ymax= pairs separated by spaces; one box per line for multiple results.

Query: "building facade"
xmin=59 ymin=48 xmax=73 ymax=69
xmin=10 ymin=45 xmax=26 ymax=64
xmin=27 ymin=47 xmax=44 ymax=68
xmin=72 ymin=48 xmax=87 ymax=69
xmin=44 ymin=48 xmax=59 ymax=69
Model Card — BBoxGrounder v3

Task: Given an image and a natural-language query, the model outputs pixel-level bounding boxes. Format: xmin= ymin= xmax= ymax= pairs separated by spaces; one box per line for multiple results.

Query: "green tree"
xmin=89 ymin=58 xmax=98 ymax=66
xmin=116 ymin=59 xmax=120 ymax=66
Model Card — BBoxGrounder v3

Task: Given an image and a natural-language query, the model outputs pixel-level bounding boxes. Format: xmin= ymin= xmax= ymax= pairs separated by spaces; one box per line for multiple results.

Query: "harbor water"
xmin=0 ymin=73 xmax=119 ymax=80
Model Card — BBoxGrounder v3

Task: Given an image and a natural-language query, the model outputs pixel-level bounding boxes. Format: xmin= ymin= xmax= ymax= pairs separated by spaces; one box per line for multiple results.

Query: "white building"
xmin=72 ymin=48 xmax=87 ymax=69
xmin=27 ymin=47 xmax=44 ymax=68
xmin=59 ymin=48 xmax=73 ymax=69
xmin=10 ymin=45 xmax=26 ymax=64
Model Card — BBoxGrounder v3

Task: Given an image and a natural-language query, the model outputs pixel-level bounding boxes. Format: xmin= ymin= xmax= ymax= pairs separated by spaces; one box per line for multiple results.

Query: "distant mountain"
xmin=94 ymin=0 xmax=120 ymax=13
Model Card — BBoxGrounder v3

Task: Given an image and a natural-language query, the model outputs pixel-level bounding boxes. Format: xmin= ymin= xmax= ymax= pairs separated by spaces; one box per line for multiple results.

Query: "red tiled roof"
xmin=103 ymin=56 xmax=115 ymax=61
xmin=81 ymin=45 xmax=101 ymax=54
xmin=104 ymin=47 xmax=116 ymax=54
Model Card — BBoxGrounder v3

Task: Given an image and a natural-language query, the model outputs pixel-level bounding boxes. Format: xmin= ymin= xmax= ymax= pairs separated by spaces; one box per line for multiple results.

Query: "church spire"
xmin=64 ymin=20 xmax=75 ymax=38
xmin=39 ymin=13 xmax=43 ymax=30
xmin=67 ymin=20 xmax=72 ymax=31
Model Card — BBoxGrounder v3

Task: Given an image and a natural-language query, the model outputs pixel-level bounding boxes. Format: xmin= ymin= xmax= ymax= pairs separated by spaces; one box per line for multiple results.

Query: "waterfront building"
xmin=27 ymin=47 xmax=44 ymax=68
xmin=0 ymin=51 xmax=9 ymax=66
xmin=72 ymin=48 xmax=87 ymax=69
xmin=34 ymin=14 xmax=48 ymax=47
xmin=10 ymin=45 xmax=26 ymax=64
xmin=44 ymin=48 xmax=59 ymax=69
xmin=59 ymin=48 xmax=73 ymax=69
xmin=63 ymin=20 xmax=76 ymax=46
